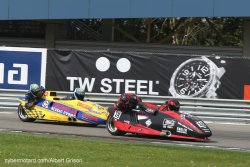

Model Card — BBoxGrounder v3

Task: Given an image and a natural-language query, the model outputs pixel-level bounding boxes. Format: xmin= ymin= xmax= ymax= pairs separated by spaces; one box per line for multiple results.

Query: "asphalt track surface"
xmin=0 ymin=112 xmax=250 ymax=150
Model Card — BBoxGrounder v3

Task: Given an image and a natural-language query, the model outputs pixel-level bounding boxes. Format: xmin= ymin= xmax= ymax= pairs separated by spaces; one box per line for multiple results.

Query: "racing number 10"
xmin=0 ymin=63 xmax=28 ymax=85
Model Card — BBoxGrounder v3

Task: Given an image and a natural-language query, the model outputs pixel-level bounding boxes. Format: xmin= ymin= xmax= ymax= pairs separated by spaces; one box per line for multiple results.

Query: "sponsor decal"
xmin=124 ymin=120 xmax=130 ymax=124
xmin=82 ymin=113 xmax=98 ymax=122
xmin=163 ymin=118 xmax=175 ymax=129
xmin=196 ymin=121 xmax=207 ymax=128
xmin=67 ymin=77 xmax=160 ymax=95
xmin=0 ymin=47 xmax=47 ymax=90
xmin=66 ymin=57 xmax=159 ymax=95
xmin=48 ymin=50 xmax=250 ymax=99
xmin=77 ymin=102 xmax=92 ymax=110
xmin=145 ymin=108 xmax=154 ymax=114
xmin=176 ymin=127 xmax=187 ymax=134
xmin=51 ymin=103 xmax=77 ymax=117
xmin=42 ymin=100 xmax=49 ymax=108
xmin=93 ymin=104 xmax=106 ymax=110
xmin=177 ymin=122 xmax=193 ymax=132
xmin=77 ymin=102 xmax=102 ymax=115
xmin=145 ymin=119 xmax=152 ymax=127
xmin=0 ymin=63 xmax=28 ymax=85
xmin=113 ymin=110 xmax=122 ymax=120
xmin=137 ymin=115 xmax=149 ymax=120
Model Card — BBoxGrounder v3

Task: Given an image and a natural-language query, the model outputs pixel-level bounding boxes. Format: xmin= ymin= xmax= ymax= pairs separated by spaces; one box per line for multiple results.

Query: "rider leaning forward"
xmin=25 ymin=84 xmax=85 ymax=109
xmin=114 ymin=93 xmax=180 ymax=114
xmin=24 ymin=83 xmax=46 ymax=109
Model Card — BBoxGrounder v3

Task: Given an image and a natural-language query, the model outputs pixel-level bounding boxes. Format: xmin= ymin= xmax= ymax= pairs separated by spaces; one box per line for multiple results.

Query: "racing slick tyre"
xmin=17 ymin=104 xmax=36 ymax=122
xmin=106 ymin=115 xmax=126 ymax=136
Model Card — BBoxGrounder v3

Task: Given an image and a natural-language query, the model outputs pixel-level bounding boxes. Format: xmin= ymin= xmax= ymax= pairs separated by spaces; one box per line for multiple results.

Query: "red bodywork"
xmin=113 ymin=103 xmax=208 ymax=141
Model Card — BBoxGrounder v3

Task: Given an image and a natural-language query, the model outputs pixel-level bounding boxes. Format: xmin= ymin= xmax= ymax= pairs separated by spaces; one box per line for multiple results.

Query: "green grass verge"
xmin=0 ymin=131 xmax=249 ymax=167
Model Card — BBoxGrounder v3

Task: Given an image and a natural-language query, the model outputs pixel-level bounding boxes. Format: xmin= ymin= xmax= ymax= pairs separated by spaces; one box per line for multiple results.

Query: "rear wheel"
xmin=17 ymin=104 xmax=36 ymax=122
xmin=106 ymin=115 xmax=126 ymax=136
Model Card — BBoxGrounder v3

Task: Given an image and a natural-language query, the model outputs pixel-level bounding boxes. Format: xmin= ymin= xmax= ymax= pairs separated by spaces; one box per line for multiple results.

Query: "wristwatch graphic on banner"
xmin=169 ymin=56 xmax=226 ymax=98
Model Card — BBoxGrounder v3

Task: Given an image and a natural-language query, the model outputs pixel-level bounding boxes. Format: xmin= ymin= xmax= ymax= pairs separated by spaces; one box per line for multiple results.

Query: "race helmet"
xmin=30 ymin=83 xmax=45 ymax=97
xmin=166 ymin=99 xmax=180 ymax=112
xmin=120 ymin=93 xmax=130 ymax=105
xmin=128 ymin=94 xmax=139 ymax=109
xmin=119 ymin=93 xmax=140 ymax=110
xmin=74 ymin=88 xmax=85 ymax=100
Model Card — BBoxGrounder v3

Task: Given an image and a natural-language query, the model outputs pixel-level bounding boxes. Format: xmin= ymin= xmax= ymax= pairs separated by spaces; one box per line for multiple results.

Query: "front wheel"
xmin=17 ymin=104 xmax=36 ymax=122
xmin=106 ymin=115 xmax=126 ymax=136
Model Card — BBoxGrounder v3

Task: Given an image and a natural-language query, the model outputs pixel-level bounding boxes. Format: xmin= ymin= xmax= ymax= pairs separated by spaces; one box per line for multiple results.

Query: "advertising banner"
xmin=46 ymin=50 xmax=250 ymax=99
xmin=0 ymin=47 xmax=47 ymax=90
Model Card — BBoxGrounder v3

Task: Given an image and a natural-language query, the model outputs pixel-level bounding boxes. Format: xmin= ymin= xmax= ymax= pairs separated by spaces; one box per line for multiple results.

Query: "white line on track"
xmin=205 ymin=121 xmax=250 ymax=126
xmin=0 ymin=112 xmax=15 ymax=114
xmin=151 ymin=142 xmax=250 ymax=152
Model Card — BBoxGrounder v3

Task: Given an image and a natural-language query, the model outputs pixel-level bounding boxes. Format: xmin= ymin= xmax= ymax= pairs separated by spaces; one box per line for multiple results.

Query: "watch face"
xmin=172 ymin=60 xmax=212 ymax=97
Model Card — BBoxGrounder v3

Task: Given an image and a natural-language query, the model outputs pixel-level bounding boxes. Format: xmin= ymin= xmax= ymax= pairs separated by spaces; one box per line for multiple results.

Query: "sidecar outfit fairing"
xmin=106 ymin=106 xmax=212 ymax=141
xmin=18 ymin=91 xmax=109 ymax=125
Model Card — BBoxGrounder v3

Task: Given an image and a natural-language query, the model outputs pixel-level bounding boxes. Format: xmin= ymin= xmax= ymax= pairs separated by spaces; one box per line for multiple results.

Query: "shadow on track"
xmin=121 ymin=133 xmax=216 ymax=143
xmin=18 ymin=120 xmax=216 ymax=143
xmin=27 ymin=120 xmax=106 ymax=128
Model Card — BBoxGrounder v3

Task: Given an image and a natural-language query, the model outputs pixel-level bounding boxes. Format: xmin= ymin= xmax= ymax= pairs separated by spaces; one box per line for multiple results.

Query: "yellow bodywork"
xmin=18 ymin=91 xmax=109 ymax=124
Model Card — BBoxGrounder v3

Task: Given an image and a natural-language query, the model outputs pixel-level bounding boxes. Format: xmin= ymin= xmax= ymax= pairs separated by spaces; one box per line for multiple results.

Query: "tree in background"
xmin=113 ymin=17 xmax=243 ymax=47
xmin=0 ymin=18 xmax=243 ymax=47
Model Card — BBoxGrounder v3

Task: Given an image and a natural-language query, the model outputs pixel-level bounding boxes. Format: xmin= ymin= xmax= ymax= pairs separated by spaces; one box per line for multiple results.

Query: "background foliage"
xmin=114 ymin=17 xmax=243 ymax=46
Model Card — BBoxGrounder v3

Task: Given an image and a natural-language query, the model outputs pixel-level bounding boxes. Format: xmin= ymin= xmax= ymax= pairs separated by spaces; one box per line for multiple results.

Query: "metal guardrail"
xmin=0 ymin=89 xmax=250 ymax=124
xmin=0 ymin=38 xmax=243 ymax=57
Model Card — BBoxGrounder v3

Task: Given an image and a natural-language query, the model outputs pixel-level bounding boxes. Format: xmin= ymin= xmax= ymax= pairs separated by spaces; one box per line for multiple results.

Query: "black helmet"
xmin=120 ymin=93 xmax=130 ymax=105
xmin=166 ymin=99 xmax=180 ymax=112
xmin=128 ymin=94 xmax=139 ymax=109
xmin=30 ymin=83 xmax=45 ymax=97
xmin=74 ymin=88 xmax=85 ymax=100
xmin=120 ymin=93 xmax=139 ymax=110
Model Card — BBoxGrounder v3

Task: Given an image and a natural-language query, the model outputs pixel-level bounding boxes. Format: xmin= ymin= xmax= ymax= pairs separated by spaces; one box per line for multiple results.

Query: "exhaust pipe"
xmin=160 ymin=130 xmax=171 ymax=137
xmin=166 ymin=130 xmax=171 ymax=137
